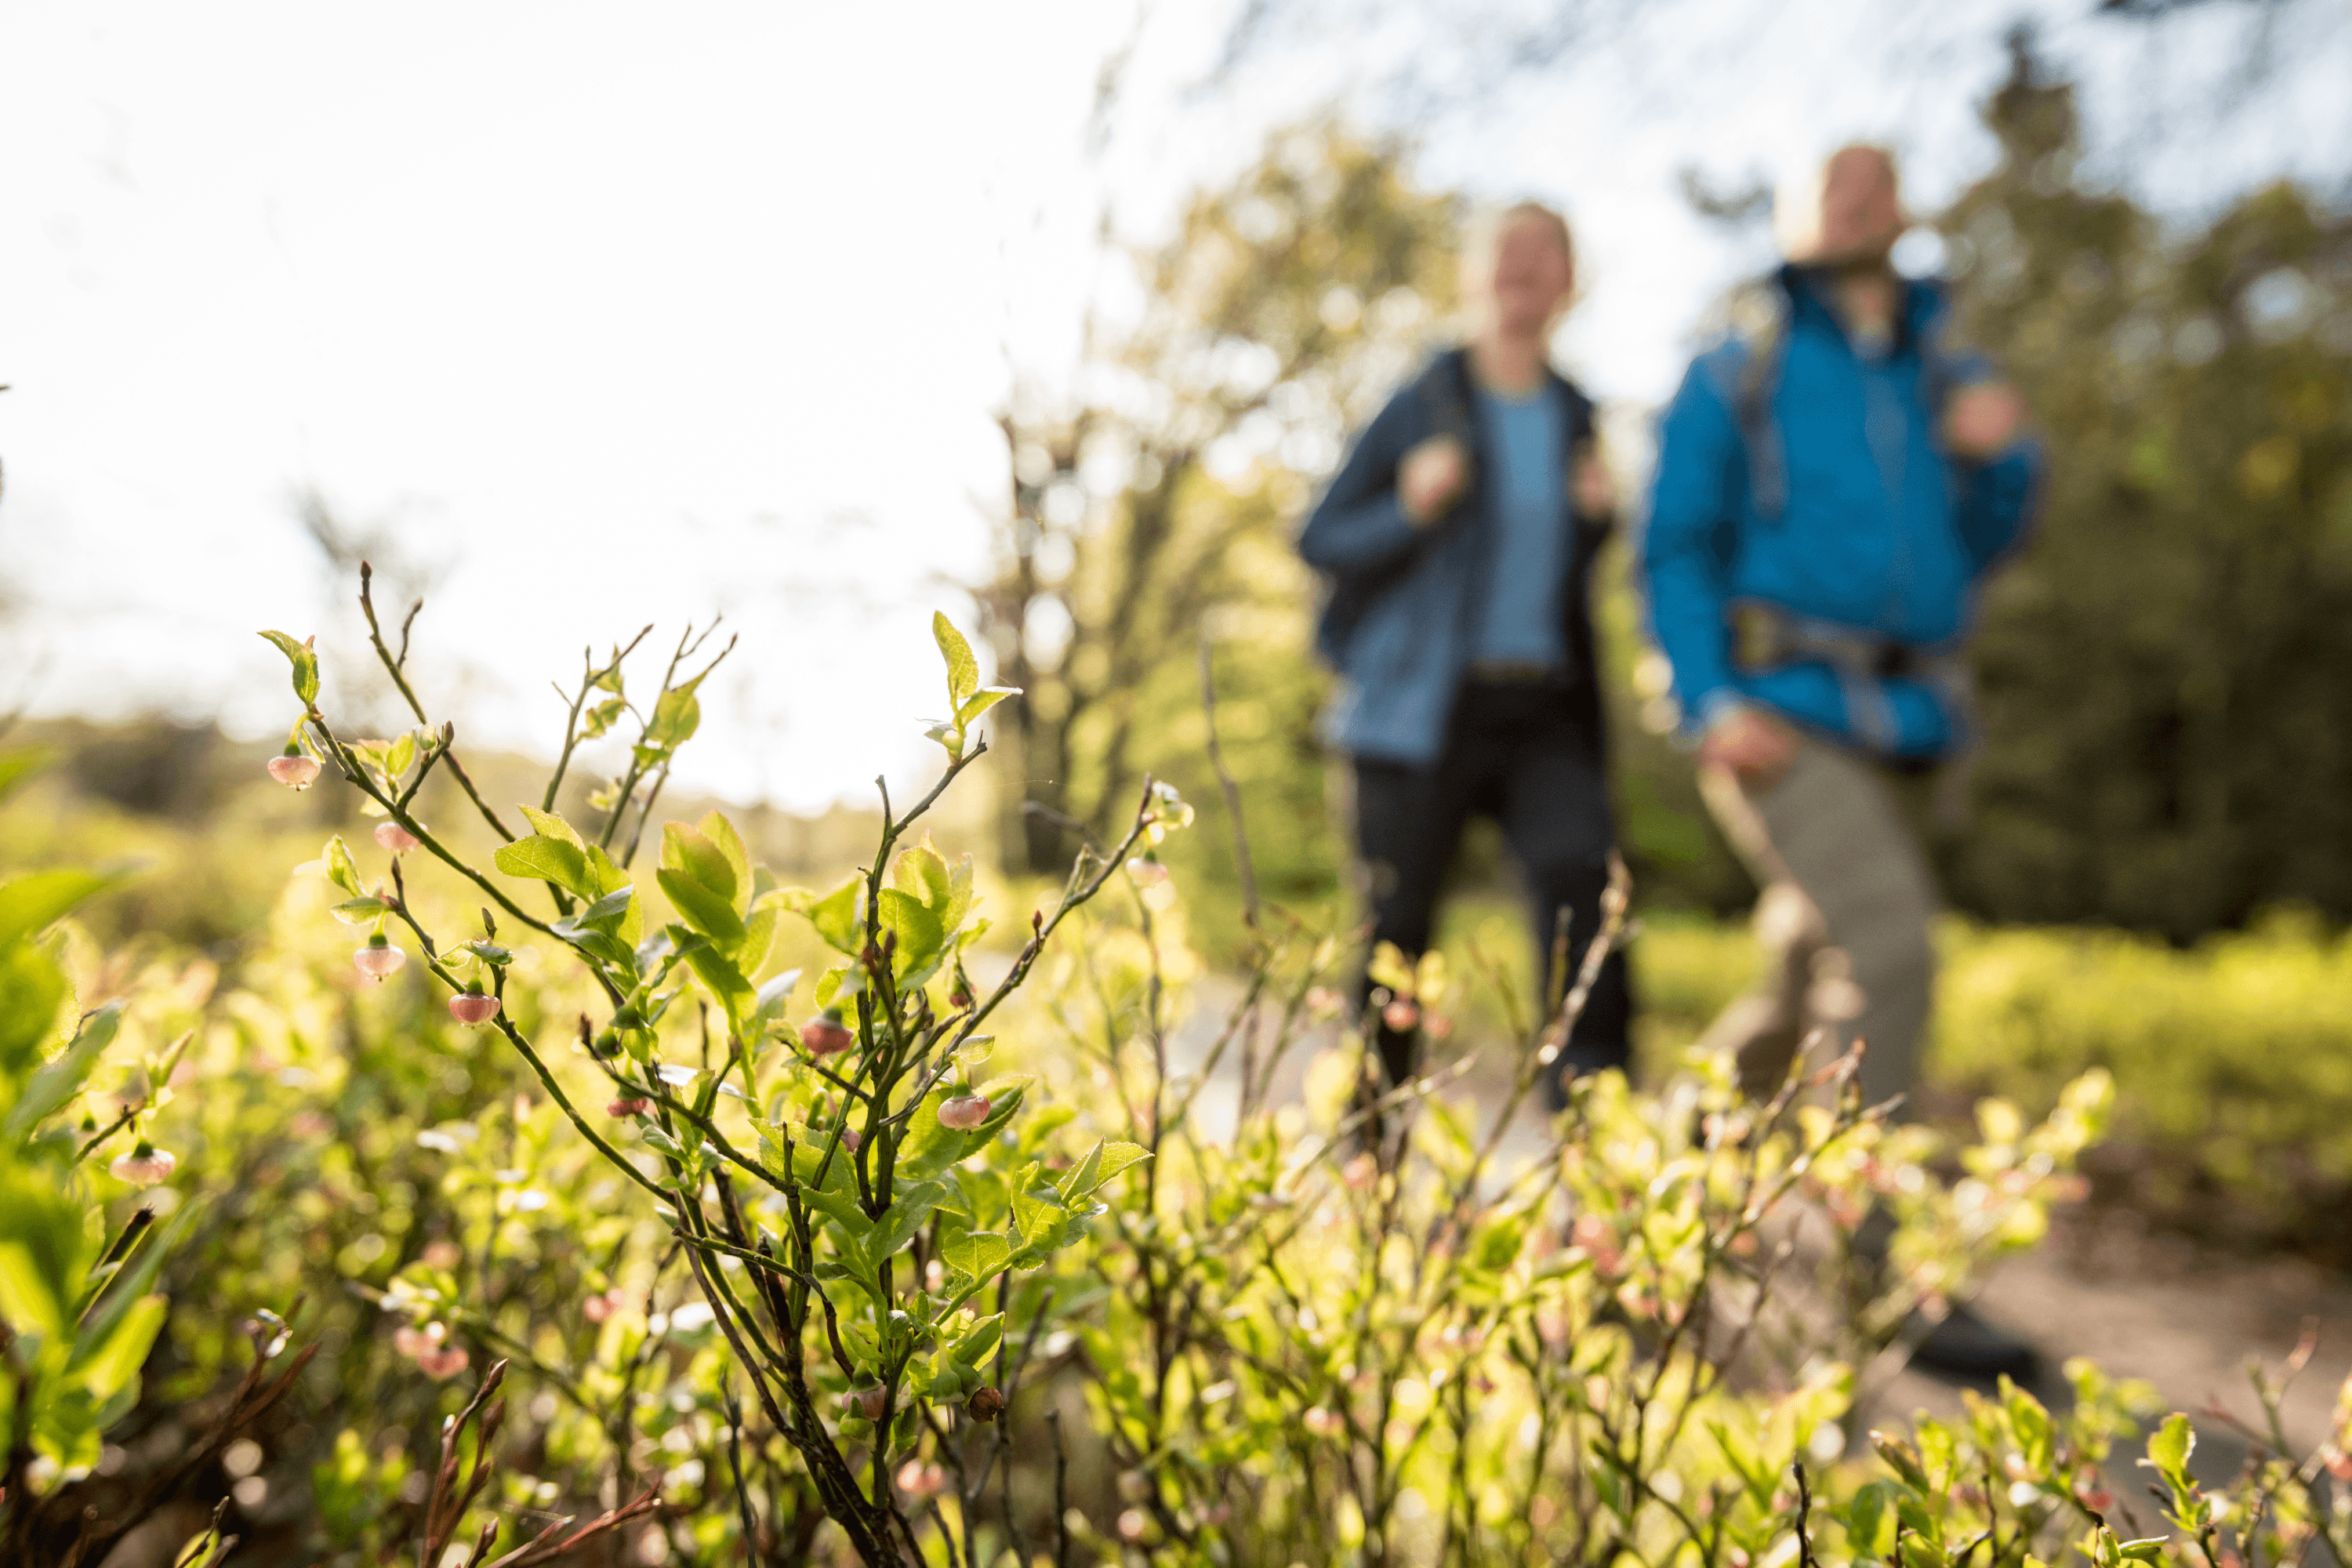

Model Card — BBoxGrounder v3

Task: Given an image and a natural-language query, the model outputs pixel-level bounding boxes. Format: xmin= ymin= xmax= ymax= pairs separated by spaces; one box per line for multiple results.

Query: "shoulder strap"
xmin=1722 ymin=278 xmax=1791 ymax=521
xmin=1416 ymin=347 xmax=1478 ymax=451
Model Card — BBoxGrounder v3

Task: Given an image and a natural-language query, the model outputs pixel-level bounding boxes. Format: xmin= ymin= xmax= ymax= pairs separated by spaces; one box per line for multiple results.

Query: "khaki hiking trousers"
xmin=1697 ymin=734 xmax=1937 ymax=1112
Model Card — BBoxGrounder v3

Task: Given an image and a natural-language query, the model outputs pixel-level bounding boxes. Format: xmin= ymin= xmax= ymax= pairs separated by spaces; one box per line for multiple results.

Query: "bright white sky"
xmin=2 ymin=0 xmax=2343 ymax=811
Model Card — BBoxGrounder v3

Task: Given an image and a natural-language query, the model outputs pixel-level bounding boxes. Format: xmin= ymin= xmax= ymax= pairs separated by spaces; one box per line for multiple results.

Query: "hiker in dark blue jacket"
xmin=1640 ymin=145 xmax=2042 ymax=1378
xmin=1300 ymin=201 xmax=1632 ymax=1112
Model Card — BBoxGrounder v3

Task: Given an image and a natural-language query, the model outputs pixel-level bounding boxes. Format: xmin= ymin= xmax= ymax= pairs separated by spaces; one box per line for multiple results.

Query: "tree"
xmin=978 ymin=126 xmax=1458 ymax=900
xmin=1941 ymin=31 xmax=2352 ymax=935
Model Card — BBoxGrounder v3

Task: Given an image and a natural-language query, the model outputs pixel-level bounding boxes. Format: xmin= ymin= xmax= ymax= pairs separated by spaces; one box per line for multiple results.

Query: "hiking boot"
xmin=1906 ymin=1300 xmax=2038 ymax=1385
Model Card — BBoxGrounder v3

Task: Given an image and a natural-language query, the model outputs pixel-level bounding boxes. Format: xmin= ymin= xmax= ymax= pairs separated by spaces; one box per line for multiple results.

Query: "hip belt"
xmin=1727 ymin=601 xmax=1972 ymax=756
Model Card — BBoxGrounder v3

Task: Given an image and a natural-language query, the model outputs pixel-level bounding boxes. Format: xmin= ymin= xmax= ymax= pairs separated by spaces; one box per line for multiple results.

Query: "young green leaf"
xmin=933 ymin=612 xmax=980 ymax=706
xmin=259 ymin=630 xmax=320 ymax=706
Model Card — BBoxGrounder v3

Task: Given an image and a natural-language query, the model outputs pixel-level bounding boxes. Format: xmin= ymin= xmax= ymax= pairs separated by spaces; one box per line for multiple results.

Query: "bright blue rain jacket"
xmin=1638 ymin=266 xmax=2042 ymax=758
xmin=1298 ymin=348 xmax=1606 ymax=766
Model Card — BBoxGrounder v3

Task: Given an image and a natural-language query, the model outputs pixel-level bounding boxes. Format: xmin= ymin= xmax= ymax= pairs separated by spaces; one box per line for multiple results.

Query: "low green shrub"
xmin=2 ymin=576 xmax=2348 ymax=1566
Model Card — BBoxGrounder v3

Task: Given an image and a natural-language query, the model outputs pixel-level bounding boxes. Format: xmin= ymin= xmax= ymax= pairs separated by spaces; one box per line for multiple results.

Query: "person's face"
xmin=1809 ymin=149 xmax=1903 ymax=266
xmin=1484 ymin=215 xmax=1575 ymax=336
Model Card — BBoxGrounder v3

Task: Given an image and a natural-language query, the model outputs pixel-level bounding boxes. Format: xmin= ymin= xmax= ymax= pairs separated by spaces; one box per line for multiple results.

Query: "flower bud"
xmin=1125 ymin=855 xmax=1170 ymax=887
xmin=1305 ymin=986 xmax=1345 ymax=1021
xmin=108 ymin=1141 xmax=176 ymax=1187
xmin=839 ymin=1126 xmax=862 ymax=1152
xmin=895 ymin=1460 xmax=946 ymax=1501
xmin=967 ymin=1386 xmax=1006 ymax=1423
xmin=583 ymin=1289 xmax=625 ymax=1323
xmin=1301 ymin=1406 xmax=1344 ymax=1438
xmin=416 ymin=1345 xmax=470 ymax=1380
xmin=354 ymin=935 xmax=406 ymax=981
xmin=1381 ymin=998 xmax=1421 ymax=1033
xmin=268 ymin=750 xmax=321 ymax=789
xmin=844 ymin=1384 xmax=887 ymax=1421
xmin=373 ymin=821 xmax=422 ymax=855
xmin=448 ymin=989 xmax=500 ymax=1025
xmin=608 ymin=1096 xmax=650 ymax=1117
xmin=801 ymin=1009 xmax=855 ymax=1056
xmin=937 ymin=1094 xmax=992 ymax=1131
xmin=420 ymin=1240 xmax=462 ymax=1269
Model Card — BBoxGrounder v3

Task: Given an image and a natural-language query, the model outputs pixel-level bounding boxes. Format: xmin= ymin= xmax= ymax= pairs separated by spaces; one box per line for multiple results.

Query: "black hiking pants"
xmin=1352 ymin=679 xmax=1633 ymax=1112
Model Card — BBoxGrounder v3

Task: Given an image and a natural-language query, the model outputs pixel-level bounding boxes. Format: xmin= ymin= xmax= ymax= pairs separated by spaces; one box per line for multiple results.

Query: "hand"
xmin=1571 ymin=450 xmax=1616 ymax=521
xmin=1942 ymin=380 xmax=2024 ymax=460
xmin=1398 ymin=436 xmax=1469 ymax=526
xmin=1698 ymin=706 xmax=1796 ymax=790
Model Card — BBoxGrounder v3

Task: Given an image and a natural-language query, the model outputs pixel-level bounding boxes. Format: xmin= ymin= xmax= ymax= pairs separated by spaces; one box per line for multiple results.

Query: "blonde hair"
xmin=1773 ymin=143 xmax=1899 ymax=262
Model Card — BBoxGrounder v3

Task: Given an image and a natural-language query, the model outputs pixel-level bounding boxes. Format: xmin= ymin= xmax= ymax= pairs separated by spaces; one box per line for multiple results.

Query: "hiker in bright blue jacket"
xmin=1300 ymin=201 xmax=1632 ymax=1116
xmin=1639 ymin=145 xmax=2042 ymax=1378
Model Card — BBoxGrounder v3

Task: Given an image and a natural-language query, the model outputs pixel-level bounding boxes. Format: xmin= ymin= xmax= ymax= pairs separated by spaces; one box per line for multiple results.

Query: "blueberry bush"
xmin=0 ymin=572 xmax=2347 ymax=1566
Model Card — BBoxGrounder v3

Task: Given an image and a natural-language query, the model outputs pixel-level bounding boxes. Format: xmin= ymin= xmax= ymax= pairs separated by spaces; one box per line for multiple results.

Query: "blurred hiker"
xmin=1299 ymin=201 xmax=1632 ymax=1113
xmin=1638 ymin=144 xmax=2042 ymax=1379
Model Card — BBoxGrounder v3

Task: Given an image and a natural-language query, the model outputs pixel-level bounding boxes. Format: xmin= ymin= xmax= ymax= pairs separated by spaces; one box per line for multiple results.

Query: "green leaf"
xmin=259 ymin=630 xmax=320 ymax=705
xmin=940 ymin=1230 xmax=1011 ymax=1284
xmin=956 ymin=686 xmax=1018 ymax=728
xmin=0 ymin=943 xmax=67 ymax=1080
xmin=750 ymin=968 xmax=801 ymax=1038
xmin=1062 ymin=1139 xmax=1151 ymax=1202
xmin=1845 ymin=1482 xmax=1891 ymax=1557
xmin=877 ymin=890 xmax=944 ymax=977
xmin=949 ymin=1312 xmax=1003 ymax=1367
xmin=799 ymin=1180 xmax=873 ymax=1239
xmin=517 ymin=805 xmax=587 ymax=852
xmin=0 ymin=748 xmax=52 ymax=807
xmin=330 ymin=896 xmax=387 ymax=925
xmin=583 ymin=696 xmax=625 ymax=738
xmin=681 ymin=945 xmax=757 ymax=1039
xmin=693 ymin=811 xmax=753 ymax=916
xmin=892 ymin=843 xmax=953 ymax=919
xmin=0 ymin=870 xmax=111 ymax=953
xmin=321 ymin=836 xmax=366 ymax=900
xmin=877 ymin=1181 xmax=949 ymax=1258
xmin=494 ymin=835 xmax=597 ymax=901
xmin=2144 ymin=1413 xmax=2194 ymax=1485
xmin=644 ymin=677 xmax=705 ymax=753
xmin=5 ymin=1004 xmax=122 ymax=1144
xmin=70 ymin=1294 xmax=165 ymax=1401
xmin=933 ymin=612 xmax=979 ymax=706
xmin=735 ymin=897 xmax=780 ymax=977
xmin=659 ymin=868 xmax=747 ymax=948
xmin=662 ymin=822 xmax=739 ymax=909
xmin=384 ymin=730 xmax=418 ymax=781
xmin=786 ymin=876 xmax=864 ymax=955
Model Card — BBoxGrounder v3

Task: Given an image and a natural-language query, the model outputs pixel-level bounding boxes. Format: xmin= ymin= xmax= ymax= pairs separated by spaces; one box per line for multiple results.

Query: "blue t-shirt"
xmin=1472 ymin=383 xmax=1568 ymax=668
